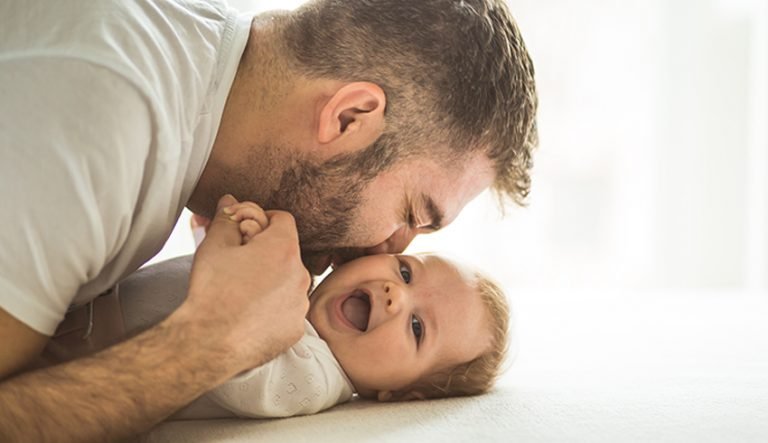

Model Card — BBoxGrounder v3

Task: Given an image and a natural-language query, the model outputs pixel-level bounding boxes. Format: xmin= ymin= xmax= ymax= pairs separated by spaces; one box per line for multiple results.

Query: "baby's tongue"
xmin=342 ymin=296 xmax=369 ymax=331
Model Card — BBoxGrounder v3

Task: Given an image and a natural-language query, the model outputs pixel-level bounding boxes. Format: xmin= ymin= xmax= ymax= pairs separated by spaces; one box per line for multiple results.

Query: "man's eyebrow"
xmin=421 ymin=194 xmax=444 ymax=230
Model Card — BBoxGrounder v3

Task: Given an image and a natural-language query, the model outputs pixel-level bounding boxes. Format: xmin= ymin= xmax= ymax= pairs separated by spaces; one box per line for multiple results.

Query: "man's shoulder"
xmin=1 ymin=0 xmax=237 ymax=113
xmin=0 ymin=56 xmax=153 ymax=154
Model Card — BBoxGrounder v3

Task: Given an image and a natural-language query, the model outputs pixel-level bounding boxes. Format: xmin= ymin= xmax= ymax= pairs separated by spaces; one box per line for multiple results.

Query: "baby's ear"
xmin=377 ymin=390 xmax=426 ymax=402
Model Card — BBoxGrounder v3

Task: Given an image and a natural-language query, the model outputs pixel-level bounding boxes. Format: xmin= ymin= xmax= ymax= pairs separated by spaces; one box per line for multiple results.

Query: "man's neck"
xmin=187 ymin=20 xmax=292 ymax=217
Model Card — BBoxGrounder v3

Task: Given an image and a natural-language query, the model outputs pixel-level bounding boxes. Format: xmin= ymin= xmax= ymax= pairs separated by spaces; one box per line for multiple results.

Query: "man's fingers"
xmin=239 ymin=220 xmax=263 ymax=243
xmin=262 ymin=212 xmax=312 ymax=300
xmin=217 ymin=194 xmax=238 ymax=211
xmin=200 ymin=194 xmax=242 ymax=248
xmin=262 ymin=210 xmax=300 ymax=242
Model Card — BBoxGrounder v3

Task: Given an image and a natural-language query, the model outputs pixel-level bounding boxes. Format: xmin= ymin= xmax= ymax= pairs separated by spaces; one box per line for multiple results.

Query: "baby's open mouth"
xmin=341 ymin=290 xmax=371 ymax=331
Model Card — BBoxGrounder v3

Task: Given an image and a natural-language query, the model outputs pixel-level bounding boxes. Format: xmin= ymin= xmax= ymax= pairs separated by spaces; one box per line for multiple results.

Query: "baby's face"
xmin=307 ymin=254 xmax=490 ymax=398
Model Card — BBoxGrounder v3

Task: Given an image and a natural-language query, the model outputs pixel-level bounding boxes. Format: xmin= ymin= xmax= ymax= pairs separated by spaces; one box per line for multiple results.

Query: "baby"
xmin=173 ymin=250 xmax=511 ymax=419
xmin=42 ymin=207 xmax=512 ymax=419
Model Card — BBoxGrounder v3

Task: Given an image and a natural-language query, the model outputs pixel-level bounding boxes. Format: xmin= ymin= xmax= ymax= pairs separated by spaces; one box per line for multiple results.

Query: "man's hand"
xmin=190 ymin=201 xmax=268 ymax=245
xmin=0 ymin=195 xmax=311 ymax=442
xmin=177 ymin=195 xmax=310 ymax=372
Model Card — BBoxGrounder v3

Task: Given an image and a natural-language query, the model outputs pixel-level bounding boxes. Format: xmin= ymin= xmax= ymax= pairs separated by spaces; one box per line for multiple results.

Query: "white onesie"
xmin=116 ymin=255 xmax=355 ymax=419
xmin=175 ymin=321 xmax=355 ymax=419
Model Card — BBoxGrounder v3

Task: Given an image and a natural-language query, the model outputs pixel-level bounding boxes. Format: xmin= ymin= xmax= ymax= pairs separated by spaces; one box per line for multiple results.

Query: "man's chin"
xmin=303 ymin=249 xmax=360 ymax=275
xmin=303 ymin=254 xmax=332 ymax=276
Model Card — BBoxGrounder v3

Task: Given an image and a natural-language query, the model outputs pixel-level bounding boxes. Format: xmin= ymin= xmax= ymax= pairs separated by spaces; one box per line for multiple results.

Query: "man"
xmin=0 ymin=0 xmax=537 ymax=440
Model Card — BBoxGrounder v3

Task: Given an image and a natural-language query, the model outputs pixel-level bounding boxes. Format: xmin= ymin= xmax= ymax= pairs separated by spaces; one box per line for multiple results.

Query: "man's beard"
xmin=263 ymin=155 xmax=372 ymax=274
xmin=213 ymin=135 xmax=398 ymax=274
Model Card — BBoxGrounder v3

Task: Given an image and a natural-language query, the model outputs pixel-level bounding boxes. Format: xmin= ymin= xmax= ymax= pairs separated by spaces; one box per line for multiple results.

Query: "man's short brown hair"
xmin=282 ymin=0 xmax=538 ymax=205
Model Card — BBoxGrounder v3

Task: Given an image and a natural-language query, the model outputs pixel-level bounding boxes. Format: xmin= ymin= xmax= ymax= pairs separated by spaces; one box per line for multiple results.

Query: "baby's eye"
xmin=411 ymin=315 xmax=423 ymax=343
xmin=399 ymin=260 xmax=412 ymax=284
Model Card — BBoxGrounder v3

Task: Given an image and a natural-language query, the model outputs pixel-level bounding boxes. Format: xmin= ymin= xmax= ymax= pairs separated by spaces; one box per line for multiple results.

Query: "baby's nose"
xmin=383 ymin=283 xmax=405 ymax=314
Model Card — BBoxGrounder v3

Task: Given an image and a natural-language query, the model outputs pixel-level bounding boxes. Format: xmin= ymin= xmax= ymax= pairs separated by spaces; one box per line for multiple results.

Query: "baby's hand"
xmin=224 ymin=202 xmax=270 ymax=244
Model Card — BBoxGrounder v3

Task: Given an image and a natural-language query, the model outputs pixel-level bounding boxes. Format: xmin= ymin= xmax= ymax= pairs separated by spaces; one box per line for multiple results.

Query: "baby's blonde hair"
xmin=384 ymin=273 xmax=511 ymax=401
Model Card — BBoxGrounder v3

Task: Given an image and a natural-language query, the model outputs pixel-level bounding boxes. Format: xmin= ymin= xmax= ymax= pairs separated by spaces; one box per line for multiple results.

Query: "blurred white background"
xmin=151 ymin=0 xmax=768 ymax=295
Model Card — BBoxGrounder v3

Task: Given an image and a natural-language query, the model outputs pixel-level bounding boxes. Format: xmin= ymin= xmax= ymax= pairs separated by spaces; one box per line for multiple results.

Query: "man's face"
xmin=280 ymin=150 xmax=495 ymax=275
xmin=307 ymin=253 xmax=491 ymax=397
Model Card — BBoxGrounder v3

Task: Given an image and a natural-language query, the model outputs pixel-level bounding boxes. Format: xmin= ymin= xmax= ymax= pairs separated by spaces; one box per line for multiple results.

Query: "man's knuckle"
xmin=287 ymin=241 xmax=302 ymax=257
xmin=278 ymin=211 xmax=296 ymax=225
xmin=301 ymin=270 xmax=311 ymax=287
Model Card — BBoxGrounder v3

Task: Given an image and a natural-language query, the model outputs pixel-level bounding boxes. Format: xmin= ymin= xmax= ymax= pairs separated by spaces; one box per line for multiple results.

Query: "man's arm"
xmin=0 ymin=307 xmax=236 ymax=442
xmin=0 ymin=310 xmax=48 ymax=380
xmin=0 ymin=196 xmax=310 ymax=442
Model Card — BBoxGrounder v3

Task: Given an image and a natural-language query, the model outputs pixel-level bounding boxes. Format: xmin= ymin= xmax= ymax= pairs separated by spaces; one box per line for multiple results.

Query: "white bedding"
xmin=122 ymin=258 xmax=767 ymax=442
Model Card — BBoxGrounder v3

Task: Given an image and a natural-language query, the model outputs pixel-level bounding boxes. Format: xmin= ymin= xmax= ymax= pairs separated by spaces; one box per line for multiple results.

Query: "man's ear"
xmin=377 ymin=389 xmax=426 ymax=402
xmin=316 ymin=82 xmax=386 ymax=156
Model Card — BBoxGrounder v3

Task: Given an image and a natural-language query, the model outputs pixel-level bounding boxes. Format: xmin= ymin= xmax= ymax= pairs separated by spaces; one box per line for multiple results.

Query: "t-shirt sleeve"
xmin=0 ymin=57 xmax=152 ymax=335
xmin=206 ymin=339 xmax=353 ymax=418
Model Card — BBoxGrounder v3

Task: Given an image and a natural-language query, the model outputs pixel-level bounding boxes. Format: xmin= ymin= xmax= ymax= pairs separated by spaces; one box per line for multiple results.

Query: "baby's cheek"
xmin=365 ymin=336 xmax=410 ymax=366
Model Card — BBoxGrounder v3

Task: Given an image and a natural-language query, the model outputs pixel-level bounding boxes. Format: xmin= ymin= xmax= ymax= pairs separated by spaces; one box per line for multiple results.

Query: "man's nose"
xmin=364 ymin=226 xmax=417 ymax=255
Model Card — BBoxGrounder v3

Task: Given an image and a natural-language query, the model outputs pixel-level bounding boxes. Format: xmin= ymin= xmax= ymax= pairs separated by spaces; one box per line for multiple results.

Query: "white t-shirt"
xmin=0 ymin=0 xmax=252 ymax=334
